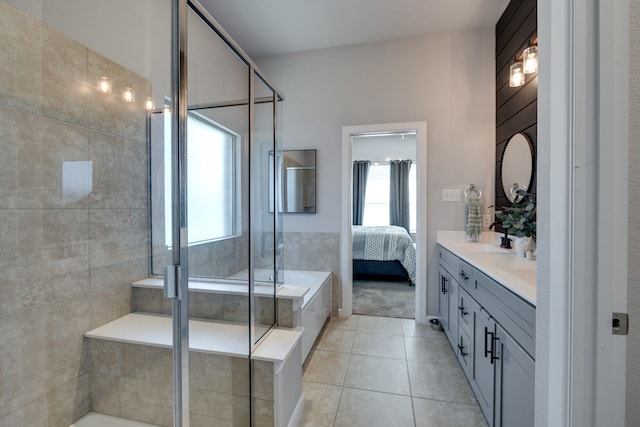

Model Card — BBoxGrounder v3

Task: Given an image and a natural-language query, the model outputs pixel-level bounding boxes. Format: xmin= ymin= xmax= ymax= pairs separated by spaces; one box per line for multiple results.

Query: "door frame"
xmin=340 ymin=121 xmax=428 ymax=323
xmin=538 ymin=0 xmax=629 ymax=425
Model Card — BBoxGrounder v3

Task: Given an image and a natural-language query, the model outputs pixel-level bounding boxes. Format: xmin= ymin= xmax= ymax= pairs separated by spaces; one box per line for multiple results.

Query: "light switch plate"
xmin=442 ymin=189 xmax=461 ymax=202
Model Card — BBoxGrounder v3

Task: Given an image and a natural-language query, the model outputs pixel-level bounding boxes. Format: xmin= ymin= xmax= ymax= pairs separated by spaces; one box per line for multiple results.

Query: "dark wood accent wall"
xmin=495 ymin=0 xmax=537 ymax=213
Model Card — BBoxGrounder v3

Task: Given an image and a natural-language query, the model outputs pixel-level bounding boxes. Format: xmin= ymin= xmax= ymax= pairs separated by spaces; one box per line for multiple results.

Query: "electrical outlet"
xmin=483 ymin=214 xmax=492 ymax=227
xmin=442 ymin=189 xmax=461 ymax=202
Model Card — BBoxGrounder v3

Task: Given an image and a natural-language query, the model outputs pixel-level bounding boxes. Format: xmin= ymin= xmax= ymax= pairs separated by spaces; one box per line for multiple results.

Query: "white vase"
xmin=514 ymin=236 xmax=535 ymax=258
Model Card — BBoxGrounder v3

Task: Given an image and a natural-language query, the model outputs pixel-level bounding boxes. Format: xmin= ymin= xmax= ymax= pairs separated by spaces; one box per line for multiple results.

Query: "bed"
xmin=352 ymin=225 xmax=416 ymax=285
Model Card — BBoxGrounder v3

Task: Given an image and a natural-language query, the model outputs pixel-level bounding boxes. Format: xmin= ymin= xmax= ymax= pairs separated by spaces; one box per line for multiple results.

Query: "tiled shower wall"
xmin=0 ymin=2 xmax=149 ymax=425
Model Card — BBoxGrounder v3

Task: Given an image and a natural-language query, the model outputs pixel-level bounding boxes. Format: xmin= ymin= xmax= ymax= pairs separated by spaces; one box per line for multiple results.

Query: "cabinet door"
xmin=473 ymin=308 xmax=496 ymax=426
xmin=494 ymin=324 xmax=535 ymax=427
xmin=446 ymin=274 xmax=458 ymax=349
xmin=438 ymin=266 xmax=449 ymax=332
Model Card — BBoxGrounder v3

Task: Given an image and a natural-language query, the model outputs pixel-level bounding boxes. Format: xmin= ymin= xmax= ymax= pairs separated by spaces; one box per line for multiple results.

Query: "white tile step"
xmin=70 ymin=412 xmax=159 ymax=427
xmin=85 ymin=313 xmax=302 ymax=362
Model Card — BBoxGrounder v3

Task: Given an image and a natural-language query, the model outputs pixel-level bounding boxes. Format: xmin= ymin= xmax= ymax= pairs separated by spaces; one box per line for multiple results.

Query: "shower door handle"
xmin=164 ymin=265 xmax=180 ymax=299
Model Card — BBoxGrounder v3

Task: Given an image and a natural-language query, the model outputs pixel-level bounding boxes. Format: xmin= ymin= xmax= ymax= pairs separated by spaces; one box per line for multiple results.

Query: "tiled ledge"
xmin=70 ymin=412 xmax=160 ymax=427
xmin=132 ymin=276 xmax=310 ymax=301
xmin=84 ymin=312 xmax=302 ymax=362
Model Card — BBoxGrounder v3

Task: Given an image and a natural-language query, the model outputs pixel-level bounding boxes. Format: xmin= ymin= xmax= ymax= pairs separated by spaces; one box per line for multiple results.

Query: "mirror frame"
xmin=500 ymin=132 xmax=535 ymax=203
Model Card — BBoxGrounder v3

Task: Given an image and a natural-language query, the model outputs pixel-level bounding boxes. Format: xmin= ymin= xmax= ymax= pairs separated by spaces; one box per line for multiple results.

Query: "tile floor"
xmin=299 ymin=315 xmax=488 ymax=427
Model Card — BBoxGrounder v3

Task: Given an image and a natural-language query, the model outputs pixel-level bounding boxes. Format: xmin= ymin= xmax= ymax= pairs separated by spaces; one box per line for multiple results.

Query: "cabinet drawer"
xmin=438 ymin=245 xmax=459 ymax=276
xmin=457 ymin=260 xmax=474 ymax=292
xmin=457 ymin=327 xmax=473 ymax=377
xmin=475 ymin=270 xmax=536 ymax=358
xmin=457 ymin=287 xmax=475 ymax=336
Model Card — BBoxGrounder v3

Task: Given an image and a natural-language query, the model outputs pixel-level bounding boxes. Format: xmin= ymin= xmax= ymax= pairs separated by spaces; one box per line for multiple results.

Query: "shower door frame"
xmin=167 ymin=1 xmax=285 ymax=425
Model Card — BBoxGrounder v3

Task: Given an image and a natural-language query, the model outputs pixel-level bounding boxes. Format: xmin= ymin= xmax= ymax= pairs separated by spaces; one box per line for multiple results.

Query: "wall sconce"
xmin=509 ymin=61 xmax=525 ymax=87
xmin=523 ymin=45 xmax=538 ymax=74
xmin=122 ymin=87 xmax=135 ymax=103
xmin=145 ymin=97 xmax=155 ymax=111
xmin=97 ymin=76 xmax=112 ymax=94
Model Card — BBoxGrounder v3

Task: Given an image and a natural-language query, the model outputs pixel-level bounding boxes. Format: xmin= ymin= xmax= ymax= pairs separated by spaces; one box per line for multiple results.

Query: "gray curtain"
xmin=352 ymin=160 xmax=371 ymax=225
xmin=389 ymin=160 xmax=412 ymax=232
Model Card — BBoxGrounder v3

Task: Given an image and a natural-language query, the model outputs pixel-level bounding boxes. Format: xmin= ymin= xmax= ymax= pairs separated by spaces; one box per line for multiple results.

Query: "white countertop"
xmin=437 ymin=231 xmax=536 ymax=306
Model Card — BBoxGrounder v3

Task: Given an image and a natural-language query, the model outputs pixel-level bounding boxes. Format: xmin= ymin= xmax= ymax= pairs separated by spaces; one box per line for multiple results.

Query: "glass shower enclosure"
xmin=0 ymin=0 xmax=283 ymax=425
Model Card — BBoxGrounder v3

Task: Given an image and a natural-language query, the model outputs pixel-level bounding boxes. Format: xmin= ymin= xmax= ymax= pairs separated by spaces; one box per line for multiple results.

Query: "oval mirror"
xmin=501 ymin=132 xmax=533 ymax=202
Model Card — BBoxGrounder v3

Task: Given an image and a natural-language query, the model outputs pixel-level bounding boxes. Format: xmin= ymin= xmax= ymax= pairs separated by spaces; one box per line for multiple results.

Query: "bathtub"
xmin=132 ymin=269 xmax=332 ymax=361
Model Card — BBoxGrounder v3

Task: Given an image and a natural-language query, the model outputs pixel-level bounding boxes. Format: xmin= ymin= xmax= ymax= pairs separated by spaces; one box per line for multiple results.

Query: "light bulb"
xmin=122 ymin=87 xmax=135 ymax=103
xmin=509 ymin=62 xmax=525 ymax=87
xmin=145 ymin=97 xmax=154 ymax=111
xmin=523 ymin=46 xmax=538 ymax=74
xmin=97 ymin=76 xmax=112 ymax=94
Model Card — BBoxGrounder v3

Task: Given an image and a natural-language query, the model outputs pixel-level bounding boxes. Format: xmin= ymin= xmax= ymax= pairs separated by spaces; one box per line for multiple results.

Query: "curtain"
xmin=389 ymin=160 xmax=412 ymax=232
xmin=352 ymin=160 xmax=371 ymax=225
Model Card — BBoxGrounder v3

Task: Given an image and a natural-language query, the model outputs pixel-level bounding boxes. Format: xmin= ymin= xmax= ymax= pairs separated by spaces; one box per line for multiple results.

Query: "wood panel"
xmin=494 ymin=0 xmax=537 ymax=229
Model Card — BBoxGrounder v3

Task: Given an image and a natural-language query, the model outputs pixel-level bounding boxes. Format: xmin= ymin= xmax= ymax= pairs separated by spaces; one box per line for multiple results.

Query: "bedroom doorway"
xmin=340 ymin=122 xmax=428 ymax=323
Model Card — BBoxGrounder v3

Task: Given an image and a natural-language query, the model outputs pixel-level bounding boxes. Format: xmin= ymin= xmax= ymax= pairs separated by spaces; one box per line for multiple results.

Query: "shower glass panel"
xmin=251 ymin=72 xmax=279 ymax=344
xmin=0 ymin=0 xmax=178 ymax=425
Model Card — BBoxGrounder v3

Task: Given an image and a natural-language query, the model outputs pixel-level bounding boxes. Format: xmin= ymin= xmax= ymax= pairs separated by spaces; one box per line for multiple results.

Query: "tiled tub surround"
xmin=283 ymin=232 xmax=340 ymax=315
xmin=85 ymin=314 xmax=304 ymax=427
xmin=0 ymin=2 xmax=150 ymax=426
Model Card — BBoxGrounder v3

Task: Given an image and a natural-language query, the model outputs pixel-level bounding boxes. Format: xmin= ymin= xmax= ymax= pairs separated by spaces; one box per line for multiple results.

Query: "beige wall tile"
xmin=0 ymin=107 xmax=43 ymax=209
xmin=0 ymin=395 xmax=48 ymax=427
xmin=46 ymin=373 xmax=91 ymax=427
xmin=121 ymin=344 xmax=172 ymax=384
xmin=40 ymin=25 xmax=89 ymax=126
xmin=190 ymin=352 xmax=233 ymax=395
xmin=88 ymin=131 xmax=147 ymax=209
xmin=88 ymin=339 xmax=123 ymax=376
xmin=251 ymin=398 xmax=274 ymax=427
xmin=251 ymin=360 xmax=274 ymax=401
xmin=89 ymin=282 xmax=132 ymax=329
xmin=45 ymin=292 xmax=91 ymax=390
xmin=89 ymin=372 xmax=121 ymax=417
xmin=89 ymin=209 xmax=148 ymax=288
xmin=86 ymin=51 xmax=148 ymax=142
xmin=0 ymin=2 xmax=43 ymax=115
xmin=0 ymin=305 xmax=47 ymax=419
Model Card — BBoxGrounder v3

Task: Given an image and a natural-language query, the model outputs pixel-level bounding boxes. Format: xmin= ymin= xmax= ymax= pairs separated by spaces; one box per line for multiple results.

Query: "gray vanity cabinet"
xmin=437 ymin=245 xmax=535 ymax=427
xmin=473 ymin=308 xmax=497 ymax=427
xmin=438 ymin=265 xmax=459 ymax=349
xmin=494 ymin=324 xmax=535 ymax=427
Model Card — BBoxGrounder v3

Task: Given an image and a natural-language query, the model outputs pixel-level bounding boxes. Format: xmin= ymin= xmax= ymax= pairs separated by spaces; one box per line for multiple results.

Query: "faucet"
xmin=490 ymin=222 xmax=512 ymax=249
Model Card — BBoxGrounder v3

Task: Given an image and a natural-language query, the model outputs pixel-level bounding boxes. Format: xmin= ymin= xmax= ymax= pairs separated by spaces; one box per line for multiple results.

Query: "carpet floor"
xmin=352 ymin=279 xmax=415 ymax=319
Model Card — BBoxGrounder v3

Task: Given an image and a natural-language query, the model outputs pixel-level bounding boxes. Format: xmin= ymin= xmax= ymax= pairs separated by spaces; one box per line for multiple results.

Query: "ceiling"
xmin=197 ymin=0 xmax=510 ymax=58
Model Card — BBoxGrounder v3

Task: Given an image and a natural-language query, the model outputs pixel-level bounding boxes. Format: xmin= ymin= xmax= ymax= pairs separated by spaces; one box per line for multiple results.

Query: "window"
xmin=362 ymin=163 xmax=417 ymax=233
xmin=164 ymin=112 xmax=240 ymax=247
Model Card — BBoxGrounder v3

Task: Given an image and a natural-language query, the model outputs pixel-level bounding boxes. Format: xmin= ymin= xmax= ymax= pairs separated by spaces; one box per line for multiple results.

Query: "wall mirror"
xmin=270 ymin=149 xmax=316 ymax=213
xmin=501 ymin=132 xmax=534 ymax=202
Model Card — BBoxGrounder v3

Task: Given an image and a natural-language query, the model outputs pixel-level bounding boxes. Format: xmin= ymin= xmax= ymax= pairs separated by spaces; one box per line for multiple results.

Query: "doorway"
xmin=340 ymin=122 xmax=428 ymax=323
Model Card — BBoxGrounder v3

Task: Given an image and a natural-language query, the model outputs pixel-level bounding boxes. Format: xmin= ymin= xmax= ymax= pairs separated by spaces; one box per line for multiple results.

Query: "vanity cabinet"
xmin=438 ymin=245 xmax=535 ymax=427
xmin=438 ymin=266 xmax=458 ymax=349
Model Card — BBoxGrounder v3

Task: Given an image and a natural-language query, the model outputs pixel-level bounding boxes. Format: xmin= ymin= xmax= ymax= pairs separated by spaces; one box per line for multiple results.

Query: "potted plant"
xmin=495 ymin=191 xmax=536 ymax=258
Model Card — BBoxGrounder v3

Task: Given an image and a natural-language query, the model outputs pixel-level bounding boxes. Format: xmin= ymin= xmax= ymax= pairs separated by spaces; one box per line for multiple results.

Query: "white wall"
xmin=258 ymin=30 xmax=496 ymax=314
xmin=627 ymin=0 xmax=640 ymax=422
